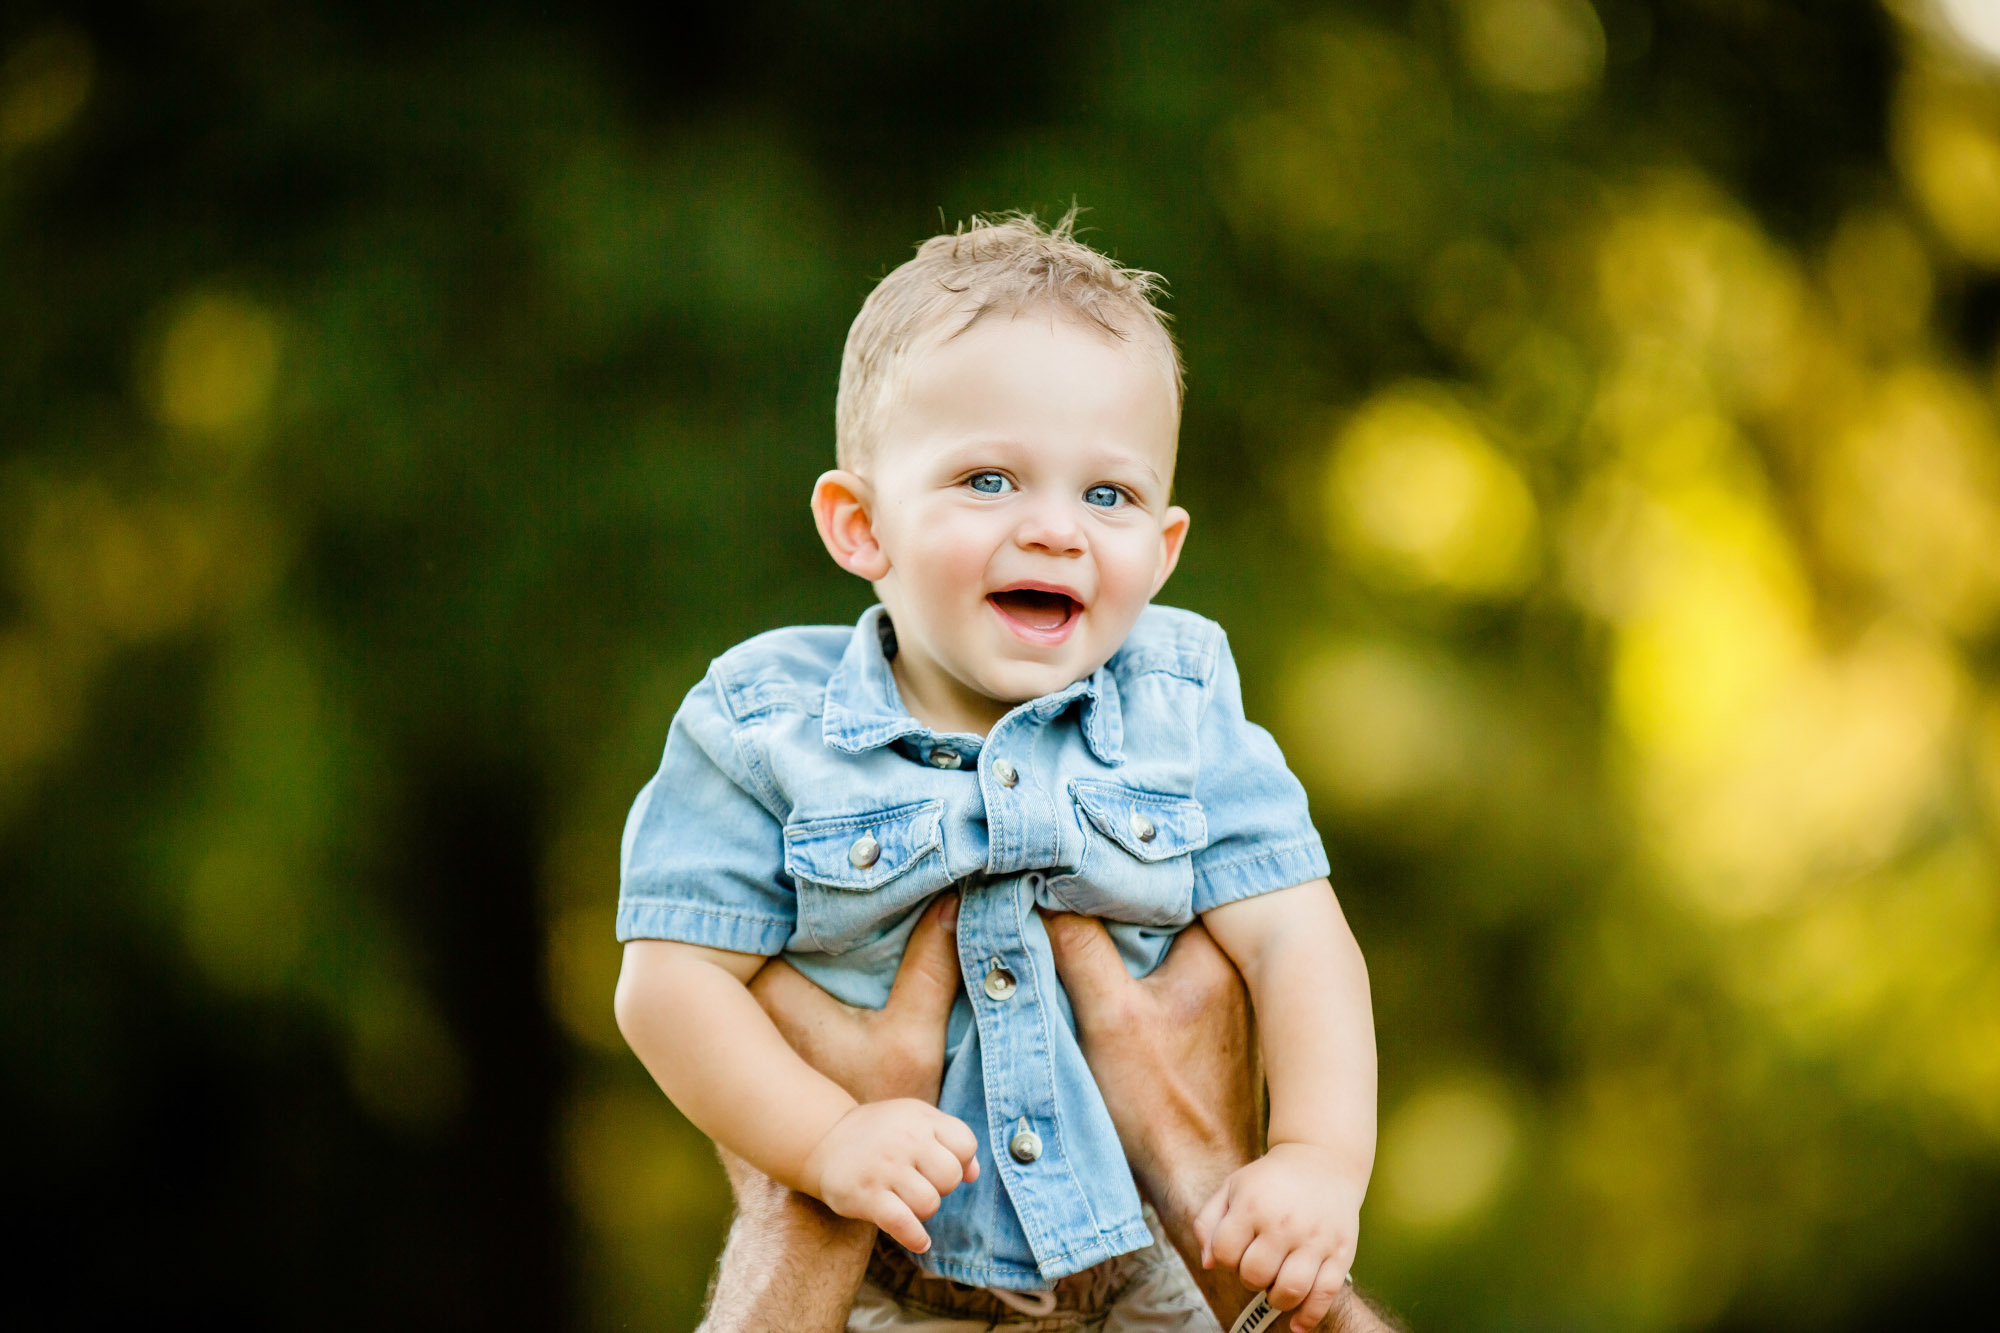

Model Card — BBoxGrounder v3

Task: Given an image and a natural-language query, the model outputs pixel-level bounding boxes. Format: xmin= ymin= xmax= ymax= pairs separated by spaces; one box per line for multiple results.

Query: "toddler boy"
xmin=615 ymin=214 xmax=1376 ymax=1332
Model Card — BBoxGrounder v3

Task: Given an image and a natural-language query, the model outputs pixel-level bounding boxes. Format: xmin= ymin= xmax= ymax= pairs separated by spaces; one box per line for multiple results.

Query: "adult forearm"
xmin=1048 ymin=911 xmax=1398 ymax=1333
xmin=699 ymin=1154 xmax=875 ymax=1333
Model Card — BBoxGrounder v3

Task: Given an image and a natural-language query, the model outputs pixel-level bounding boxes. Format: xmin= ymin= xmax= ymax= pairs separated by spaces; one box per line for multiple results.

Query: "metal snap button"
xmin=983 ymin=960 xmax=1017 ymax=1002
xmin=991 ymin=758 xmax=1018 ymax=788
xmin=1008 ymin=1118 xmax=1041 ymax=1163
xmin=1130 ymin=810 xmax=1157 ymax=843
xmin=848 ymin=834 xmax=881 ymax=869
xmin=928 ymin=748 xmax=962 ymax=770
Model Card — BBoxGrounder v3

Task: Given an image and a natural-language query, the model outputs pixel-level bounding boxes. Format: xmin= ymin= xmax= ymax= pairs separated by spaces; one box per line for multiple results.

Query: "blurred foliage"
xmin=6 ymin=1 xmax=2000 ymax=1328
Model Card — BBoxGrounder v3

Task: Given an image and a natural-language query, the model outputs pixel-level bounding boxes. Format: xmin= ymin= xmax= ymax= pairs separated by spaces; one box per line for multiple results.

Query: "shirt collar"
xmin=822 ymin=605 xmax=1125 ymax=765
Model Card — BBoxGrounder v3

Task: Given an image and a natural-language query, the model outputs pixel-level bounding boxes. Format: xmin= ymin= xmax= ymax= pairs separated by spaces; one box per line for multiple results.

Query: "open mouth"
xmin=987 ymin=587 xmax=1081 ymax=634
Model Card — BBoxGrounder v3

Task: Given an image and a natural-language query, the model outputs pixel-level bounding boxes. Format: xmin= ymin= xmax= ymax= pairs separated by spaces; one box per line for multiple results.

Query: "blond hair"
xmin=835 ymin=210 xmax=1183 ymax=469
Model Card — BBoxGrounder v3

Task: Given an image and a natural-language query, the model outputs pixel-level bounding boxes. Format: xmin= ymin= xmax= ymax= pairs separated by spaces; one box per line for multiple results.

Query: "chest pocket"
xmin=783 ymin=799 xmax=953 ymax=952
xmin=1047 ymin=781 xmax=1208 ymax=927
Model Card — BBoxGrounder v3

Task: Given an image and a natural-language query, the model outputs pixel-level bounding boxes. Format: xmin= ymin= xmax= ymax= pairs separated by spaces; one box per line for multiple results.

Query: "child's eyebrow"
xmin=1094 ymin=451 xmax=1167 ymax=489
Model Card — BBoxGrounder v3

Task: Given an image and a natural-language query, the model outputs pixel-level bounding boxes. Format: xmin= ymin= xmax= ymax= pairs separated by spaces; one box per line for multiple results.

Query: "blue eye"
xmin=1084 ymin=484 xmax=1124 ymax=508
xmin=968 ymin=471 xmax=1011 ymax=494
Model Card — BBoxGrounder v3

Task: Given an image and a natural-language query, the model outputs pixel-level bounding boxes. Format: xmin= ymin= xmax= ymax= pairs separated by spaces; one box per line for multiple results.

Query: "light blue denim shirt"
xmin=617 ymin=604 xmax=1328 ymax=1289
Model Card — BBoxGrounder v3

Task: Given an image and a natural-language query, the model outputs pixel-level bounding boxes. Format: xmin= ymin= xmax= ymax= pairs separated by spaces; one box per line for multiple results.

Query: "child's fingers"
xmin=1192 ymin=1187 xmax=1228 ymax=1269
xmin=891 ymin=1171 xmax=944 ymax=1222
xmin=914 ymin=1138 xmax=971 ymax=1196
xmin=931 ymin=1112 xmax=979 ymax=1169
xmin=913 ymin=1137 xmax=964 ymax=1188
xmin=1293 ymin=1264 xmax=1346 ymax=1333
xmin=1235 ymin=1233 xmax=1286 ymax=1292
xmin=1267 ymin=1248 xmax=1324 ymax=1312
xmin=1206 ymin=1199 xmax=1258 ymax=1275
xmin=872 ymin=1193 xmax=932 ymax=1253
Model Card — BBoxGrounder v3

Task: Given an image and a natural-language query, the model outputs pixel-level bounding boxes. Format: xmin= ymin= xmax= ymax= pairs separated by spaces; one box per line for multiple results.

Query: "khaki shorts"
xmin=848 ymin=1209 xmax=1223 ymax=1333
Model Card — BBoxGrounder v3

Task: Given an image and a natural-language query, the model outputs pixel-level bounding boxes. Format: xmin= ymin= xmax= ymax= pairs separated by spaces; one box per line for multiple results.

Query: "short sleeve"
xmin=616 ymin=669 xmax=794 ymax=955
xmin=1190 ymin=632 xmax=1330 ymax=915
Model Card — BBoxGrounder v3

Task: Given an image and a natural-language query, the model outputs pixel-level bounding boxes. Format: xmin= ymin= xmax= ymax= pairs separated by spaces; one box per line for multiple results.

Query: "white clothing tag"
xmin=1229 ymin=1291 xmax=1284 ymax=1333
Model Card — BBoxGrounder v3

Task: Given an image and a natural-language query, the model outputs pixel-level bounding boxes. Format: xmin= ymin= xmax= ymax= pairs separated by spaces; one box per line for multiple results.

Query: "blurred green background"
xmin=7 ymin=0 xmax=2000 ymax=1327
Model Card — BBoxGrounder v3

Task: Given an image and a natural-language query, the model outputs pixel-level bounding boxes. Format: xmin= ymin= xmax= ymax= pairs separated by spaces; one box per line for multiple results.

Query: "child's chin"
xmin=986 ymin=659 xmax=1095 ymax=700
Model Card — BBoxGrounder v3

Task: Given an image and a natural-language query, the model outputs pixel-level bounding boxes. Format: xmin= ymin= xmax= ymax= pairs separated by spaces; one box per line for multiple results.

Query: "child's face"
xmin=824 ymin=312 xmax=1189 ymax=734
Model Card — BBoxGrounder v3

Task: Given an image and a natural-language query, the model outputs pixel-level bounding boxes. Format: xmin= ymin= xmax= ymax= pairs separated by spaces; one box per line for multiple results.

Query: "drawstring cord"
xmin=989 ymin=1286 xmax=1059 ymax=1317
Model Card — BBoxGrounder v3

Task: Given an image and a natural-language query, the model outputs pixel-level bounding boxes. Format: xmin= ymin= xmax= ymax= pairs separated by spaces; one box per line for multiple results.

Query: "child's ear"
xmin=1150 ymin=505 xmax=1191 ymax=595
xmin=812 ymin=470 xmax=890 ymax=581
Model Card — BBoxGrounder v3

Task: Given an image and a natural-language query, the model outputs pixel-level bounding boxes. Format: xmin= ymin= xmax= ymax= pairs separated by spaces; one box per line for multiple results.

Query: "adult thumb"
xmin=1041 ymin=910 xmax=1131 ymax=1015
xmin=886 ymin=892 xmax=962 ymax=1026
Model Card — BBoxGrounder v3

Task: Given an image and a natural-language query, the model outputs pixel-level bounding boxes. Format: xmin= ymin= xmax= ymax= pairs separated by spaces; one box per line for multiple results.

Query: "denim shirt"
xmin=617 ymin=604 xmax=1328 ymax=1289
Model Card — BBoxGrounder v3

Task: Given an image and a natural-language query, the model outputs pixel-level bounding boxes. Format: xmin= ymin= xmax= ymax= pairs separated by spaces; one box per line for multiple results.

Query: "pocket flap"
xmin=784 ymin=799 xmax=944 ymax=891
xmin=1070 ymin=782 xmax=1207 ymax=862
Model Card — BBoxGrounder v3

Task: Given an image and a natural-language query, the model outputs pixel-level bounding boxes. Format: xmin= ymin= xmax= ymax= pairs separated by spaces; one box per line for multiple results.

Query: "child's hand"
xmin=801 ymin=1098 xmax=981 ymax=1253
xmin=1193 ymin=1142 xmax=1363 ymax=1333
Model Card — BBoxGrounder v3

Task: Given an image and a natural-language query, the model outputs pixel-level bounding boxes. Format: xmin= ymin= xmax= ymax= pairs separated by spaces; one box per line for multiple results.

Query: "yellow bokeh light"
xmin=1281 ymin=641 xmax=1466 ymax=813
xmin=1611 ymin=569 xmax=1804 ymax=772
xmin=1649 ymin=623 xmax=1963 ymax=916
xmin=1566 ymin=419 xmax=1812 ymax=764
xmin=1816 ymin=364 xmax=2000 ymax=635
xmin=1377 ymin=1079 xmax=1518 ymax=1230
xmin=0 ymin=25 xmax=93 ymax=149
xmin=1896 ymin=79 xmax=2000 ymax=267
xmin=1976 ymin=696 xmax=2000 ymax=835
xmin=1454 ymin=0 xmax=1606 ymax=97
xmin=1593 ymin=179 xmax=1805 ymax=408
xmin=1327 ymin=385 xmax=1540 ymax=595
xmin=1732 ymin=840 xmax=2000 ymax=1141
xmin=154 ymin=293 xmax=283 ymax=435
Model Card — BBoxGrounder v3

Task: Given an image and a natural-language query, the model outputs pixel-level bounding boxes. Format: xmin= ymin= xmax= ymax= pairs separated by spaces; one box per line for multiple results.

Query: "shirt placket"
xmin=954 ymin=709 xmax=1098 ymax=1270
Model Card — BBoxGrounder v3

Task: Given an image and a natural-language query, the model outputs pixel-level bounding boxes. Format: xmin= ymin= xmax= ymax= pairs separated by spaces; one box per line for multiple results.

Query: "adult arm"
xmin=697 ymin=896 xmax=965 ymax=1333
xmin=616 ymin=934 xmax=974 ymax=1251
xmin=699 ymin=899 xmax=1404 ymax=1333
xmin=700 ymin=1148 xmax=875 ymax=1333
xmin=1044 ymin=911 xmax=1402 ymax=1333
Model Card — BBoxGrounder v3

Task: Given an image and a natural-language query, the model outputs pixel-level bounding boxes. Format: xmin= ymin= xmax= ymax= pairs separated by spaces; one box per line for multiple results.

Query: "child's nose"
xmin=1015 ymin=499 xmax=1086 ymax=555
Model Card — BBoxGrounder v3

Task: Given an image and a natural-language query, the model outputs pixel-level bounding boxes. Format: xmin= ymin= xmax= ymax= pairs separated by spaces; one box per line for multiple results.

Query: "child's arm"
xmin=1196 ymin=879 xmax=1376 ymax=1333
xmin=614 ymin=938 xmax=979 ymax=1253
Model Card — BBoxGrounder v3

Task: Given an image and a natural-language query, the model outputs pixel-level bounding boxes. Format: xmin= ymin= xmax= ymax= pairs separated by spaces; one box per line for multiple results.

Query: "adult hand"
xmin=699 ymin=895 xmax=963 ymax=1333
xmin=748 ymin=893 xmax=961 ymax=1103
xmin=1042 ymin=911 xmax=1258 ymax=1227
xmin=1043 ymin=911 xmax=1401 ymax=1333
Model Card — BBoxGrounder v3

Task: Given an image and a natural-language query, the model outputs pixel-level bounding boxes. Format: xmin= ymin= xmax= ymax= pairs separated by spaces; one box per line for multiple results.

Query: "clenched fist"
xmin=1195 ymin=1142 xmax=1364 ymax=1333
xmin=801 ymin=1098 xmax=981 ymax=1253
